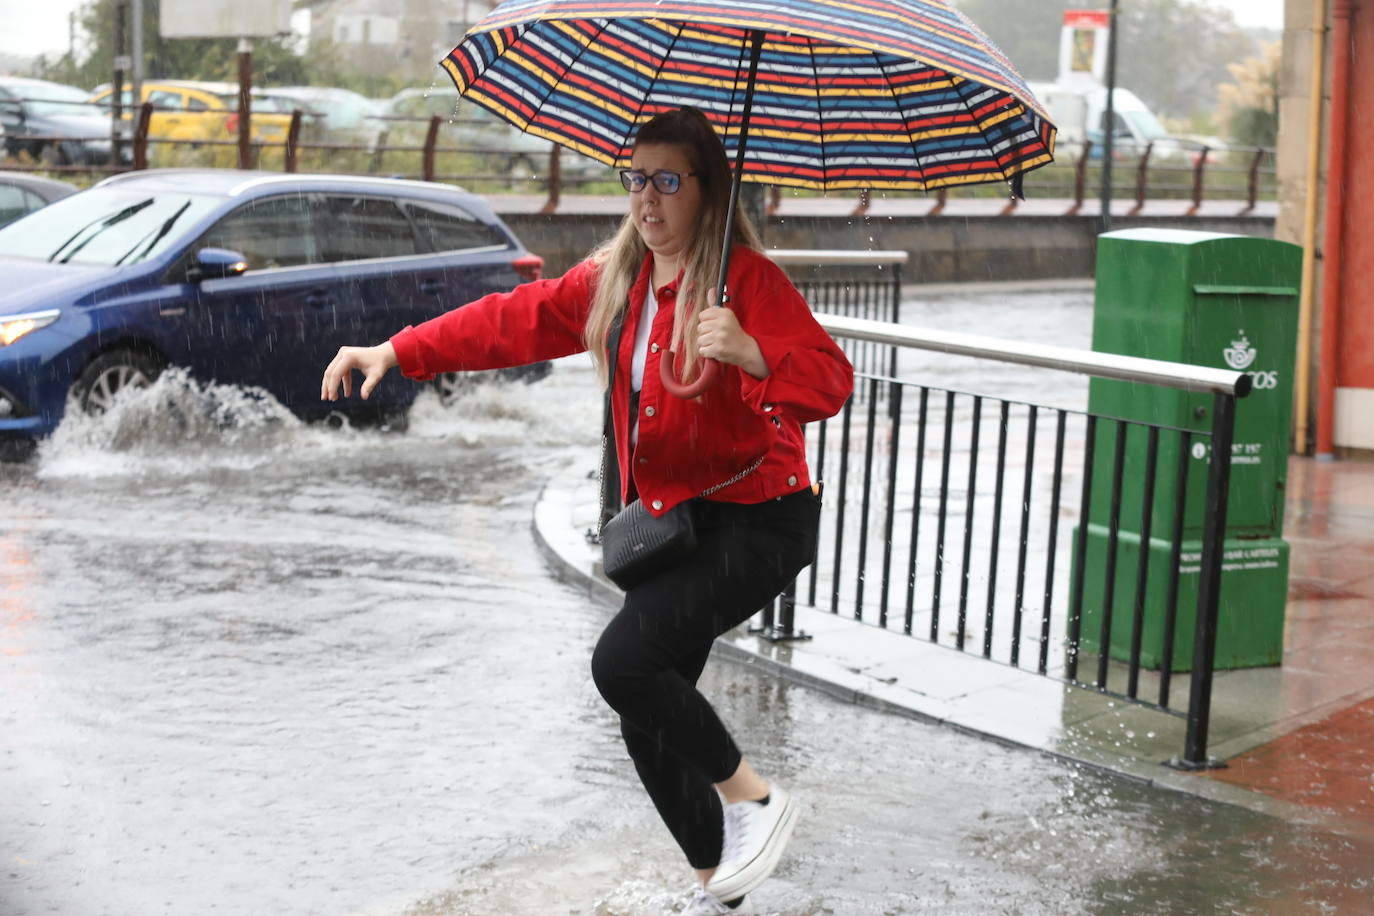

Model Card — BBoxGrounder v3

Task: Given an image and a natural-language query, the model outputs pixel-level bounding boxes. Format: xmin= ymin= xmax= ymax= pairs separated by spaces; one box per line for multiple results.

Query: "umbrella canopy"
xmin=440 ymin=0 xmax=1056 ymax=193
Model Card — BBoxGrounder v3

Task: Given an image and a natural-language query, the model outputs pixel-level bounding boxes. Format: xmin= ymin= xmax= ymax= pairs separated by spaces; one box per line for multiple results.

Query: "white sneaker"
xmin=705 ymin=783 xmax=799 ymax=902
xmin=681 ymin=886 xmax=736 ymax=915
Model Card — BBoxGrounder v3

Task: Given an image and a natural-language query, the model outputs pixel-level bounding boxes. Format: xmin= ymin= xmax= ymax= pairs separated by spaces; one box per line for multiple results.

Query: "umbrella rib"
xmin=806 ymin=36 xmax=828 ymax=188
xmin=951 ymin=75 xmax=1013 ymax=188
xmin=535 ymin=19 xmax=604 ymax=133
xmin=637 ymin=23 xmax=687 ymax=151
xmin=873 ymin=50 xmax=930 ymax=192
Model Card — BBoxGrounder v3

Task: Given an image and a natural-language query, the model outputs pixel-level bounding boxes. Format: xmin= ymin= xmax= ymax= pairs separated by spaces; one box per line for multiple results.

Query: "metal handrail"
xmin=770 ymin=250 xmax=910 ymax=267
xmin=817 ymin=313 xmax=1252 ymax=397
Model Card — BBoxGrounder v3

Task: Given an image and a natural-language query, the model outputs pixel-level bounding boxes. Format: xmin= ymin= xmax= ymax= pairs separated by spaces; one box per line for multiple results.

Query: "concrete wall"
xmin=500 ymin=211 xmax=1278 ymax=283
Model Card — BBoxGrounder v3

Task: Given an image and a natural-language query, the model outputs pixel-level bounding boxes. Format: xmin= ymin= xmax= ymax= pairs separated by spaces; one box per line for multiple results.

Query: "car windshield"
xmin=1123 ymin=108 xmax=1169 ymax=142
xmin=15 ymin=82 xmax=95 ymax=118
xmin=0 ymin=188 xmax=221 ymax=265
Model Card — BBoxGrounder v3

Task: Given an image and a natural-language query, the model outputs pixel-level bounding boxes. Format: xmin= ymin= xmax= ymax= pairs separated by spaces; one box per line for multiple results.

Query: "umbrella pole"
xmin=660 ymin=28 xmax=766 ymax=399
xmin=715 ymin=28 xmax=768 ymax=308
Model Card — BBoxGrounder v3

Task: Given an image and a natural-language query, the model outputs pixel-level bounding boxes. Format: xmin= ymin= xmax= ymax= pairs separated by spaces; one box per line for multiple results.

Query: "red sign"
xmin=1064 ymin=10 xmax=1111 ymax=29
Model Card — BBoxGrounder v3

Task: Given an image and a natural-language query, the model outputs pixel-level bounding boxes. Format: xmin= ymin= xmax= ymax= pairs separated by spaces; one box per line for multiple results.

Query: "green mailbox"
xmin=1073 ymin=228 xmax=1301 ymax=671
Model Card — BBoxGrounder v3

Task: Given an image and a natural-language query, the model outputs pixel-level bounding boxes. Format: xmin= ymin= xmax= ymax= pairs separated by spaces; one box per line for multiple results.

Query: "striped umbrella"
xmin=441 ymin=0 xmax=1056 ymax=396
xmin=441 ymin=0 xmax=1056 ymax=193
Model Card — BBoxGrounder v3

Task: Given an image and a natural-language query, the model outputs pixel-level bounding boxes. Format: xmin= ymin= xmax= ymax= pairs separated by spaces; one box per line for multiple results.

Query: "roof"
xmin=91 ymin=168 xmax=478 ymax=202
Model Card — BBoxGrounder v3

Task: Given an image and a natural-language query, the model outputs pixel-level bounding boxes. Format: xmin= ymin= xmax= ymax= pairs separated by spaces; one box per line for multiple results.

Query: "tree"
xmin=1216 ymin=41 xmax=1280 ymax=148
xmin=951 ymin=0 xmax=1258 ymax=119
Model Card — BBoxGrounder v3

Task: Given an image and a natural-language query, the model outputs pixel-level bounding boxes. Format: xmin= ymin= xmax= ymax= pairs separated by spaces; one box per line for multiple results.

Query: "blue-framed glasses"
xmin=619 ymin=169 xmax=698 ymax=194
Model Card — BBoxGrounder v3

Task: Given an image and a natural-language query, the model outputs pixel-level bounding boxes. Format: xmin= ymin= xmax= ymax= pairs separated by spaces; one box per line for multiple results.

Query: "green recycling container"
xmin=1072 ymin=229 xmax=1301 ymax=671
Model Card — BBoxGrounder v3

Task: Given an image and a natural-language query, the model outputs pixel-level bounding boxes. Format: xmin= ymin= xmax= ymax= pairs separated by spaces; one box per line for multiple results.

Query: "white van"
xmin=1028 ymin=82 xmax=1205 ymax=161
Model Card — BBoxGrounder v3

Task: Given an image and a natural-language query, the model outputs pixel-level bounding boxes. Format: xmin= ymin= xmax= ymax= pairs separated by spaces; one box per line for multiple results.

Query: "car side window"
xmin=0 ymin=186 xmax=26 ymax=226
xmin=405 ymin=199 xmax=509 ymax=253
xmin=186 ymin=95 xmax=210 ymax=112
xmin=197 ymin=195 xmax=319 ymax=271
xmin=148 ymin=90 xmax=183 ymax=111
xmin=318 ymin=195 xmax=419 ymax=263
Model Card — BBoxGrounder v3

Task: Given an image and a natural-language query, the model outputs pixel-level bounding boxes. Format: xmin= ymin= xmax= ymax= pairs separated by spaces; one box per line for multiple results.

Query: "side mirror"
xmin=187 ymin=247 xmax=248 ymax=283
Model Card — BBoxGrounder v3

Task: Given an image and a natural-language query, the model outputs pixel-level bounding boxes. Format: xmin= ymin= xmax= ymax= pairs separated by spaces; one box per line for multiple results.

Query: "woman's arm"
xmin=389 ymin=259 xmax=598 ymax=381
xmin=728 ymin=251 xmax=855 ymax=423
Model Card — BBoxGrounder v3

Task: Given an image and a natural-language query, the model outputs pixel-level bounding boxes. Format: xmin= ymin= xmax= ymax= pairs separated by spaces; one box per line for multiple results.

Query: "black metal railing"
xmin=772 ymin=250 xmax=905 ymax=385
xmin=755 ymin=313 xmax=1248 ymax=768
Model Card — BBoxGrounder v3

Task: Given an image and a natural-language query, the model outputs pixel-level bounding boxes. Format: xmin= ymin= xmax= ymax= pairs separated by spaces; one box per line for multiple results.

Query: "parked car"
xmin=381 ymin=87 xmax=607 ymax=184
xmin=88 ymin=80 xmax=294 ymax=150
xmin=0 ymin=76 xmax=130 ymax=166
xmin=0 ymin=169 xmax=547 ymax=456
xmin=0 ymin=171 xmax=77 ymax=228
xmin=256 ymin=86 xmax=387 ymax=146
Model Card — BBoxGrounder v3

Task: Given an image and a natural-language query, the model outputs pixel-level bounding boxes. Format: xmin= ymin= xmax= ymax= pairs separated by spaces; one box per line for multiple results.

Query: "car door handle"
xmin=304 ymin=290 xmax=333 ymax=308
xmin=418 ymin=279 xmax=444 ymax=295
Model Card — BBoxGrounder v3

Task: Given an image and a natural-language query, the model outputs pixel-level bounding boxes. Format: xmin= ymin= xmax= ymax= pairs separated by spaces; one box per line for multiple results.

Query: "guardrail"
xmin=765 ymin=312 xmax=1247 ymax=769
xmin=3 ymin=99 xmax=1277 ymax=217
xmin=584 ymin=249 xmax=1245 ymax=767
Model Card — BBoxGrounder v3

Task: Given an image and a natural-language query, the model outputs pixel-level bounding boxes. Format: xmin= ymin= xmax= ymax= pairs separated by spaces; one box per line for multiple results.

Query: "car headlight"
xmin=0 ymin=309 xmax=61 ymax=347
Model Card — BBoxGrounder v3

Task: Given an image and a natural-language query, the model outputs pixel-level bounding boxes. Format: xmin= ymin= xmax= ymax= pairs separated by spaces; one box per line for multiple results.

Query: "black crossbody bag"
xmin=597 ymin=313 xmax=761 ymax=590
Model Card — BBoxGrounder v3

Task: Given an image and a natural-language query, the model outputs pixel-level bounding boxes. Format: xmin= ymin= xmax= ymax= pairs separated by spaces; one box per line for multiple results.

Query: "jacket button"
xmin=644 ymin=406 xmax=655 ymax=417
xmin=763 ymin=404 xmax=773 ymax=412
xmin=637 ymin=457 xmax=648 ymax=465
xmin=788 ymin=475 xmax=798 ymax=486
xmin=650 ymin=343 xmax=660 ymax=353
xmin=651 ymin=499 xmax=663 ymax=510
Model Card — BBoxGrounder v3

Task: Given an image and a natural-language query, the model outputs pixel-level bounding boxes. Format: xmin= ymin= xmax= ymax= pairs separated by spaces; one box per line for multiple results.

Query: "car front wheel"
xmin=73 ymin=349 xmax=161 ymax=414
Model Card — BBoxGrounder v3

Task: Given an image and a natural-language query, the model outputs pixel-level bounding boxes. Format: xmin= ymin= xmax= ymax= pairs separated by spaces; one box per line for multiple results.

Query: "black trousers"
xmin=590 ymin=489 xmax=821 ymax=869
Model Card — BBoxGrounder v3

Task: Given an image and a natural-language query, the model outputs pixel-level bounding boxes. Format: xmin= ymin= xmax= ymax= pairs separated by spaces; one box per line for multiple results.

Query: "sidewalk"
xmin=533 ymin=453 xmax=1374 ymax=834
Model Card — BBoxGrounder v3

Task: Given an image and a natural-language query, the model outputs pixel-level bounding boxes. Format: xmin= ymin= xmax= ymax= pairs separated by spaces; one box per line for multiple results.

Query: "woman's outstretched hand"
xmin=696 ymin=306 xmax=769 ymax=380
xmin=321 ymin=342 xmax=399 ymax=401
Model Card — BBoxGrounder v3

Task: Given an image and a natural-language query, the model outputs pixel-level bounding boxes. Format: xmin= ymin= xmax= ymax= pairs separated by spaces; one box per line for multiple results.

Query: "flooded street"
xmin=3 ymin=289 xmax=1372 ymax=915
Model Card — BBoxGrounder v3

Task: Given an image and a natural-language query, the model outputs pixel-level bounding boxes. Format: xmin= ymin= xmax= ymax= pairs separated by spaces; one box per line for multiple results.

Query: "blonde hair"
xmin=582 ymin=107 xmax=763 ymax=385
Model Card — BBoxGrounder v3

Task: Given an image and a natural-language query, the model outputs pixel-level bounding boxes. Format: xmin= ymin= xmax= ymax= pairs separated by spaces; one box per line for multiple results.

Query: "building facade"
xmin=304 ymin=0 xmax=497 ymax=80
xmin=1276 ymin=0 xmax=1374 ymax=457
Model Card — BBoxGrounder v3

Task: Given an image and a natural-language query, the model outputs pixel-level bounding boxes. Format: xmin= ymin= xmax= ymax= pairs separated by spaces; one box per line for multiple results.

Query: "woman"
xmin=320 ymin=106 xmax=853 ymax=913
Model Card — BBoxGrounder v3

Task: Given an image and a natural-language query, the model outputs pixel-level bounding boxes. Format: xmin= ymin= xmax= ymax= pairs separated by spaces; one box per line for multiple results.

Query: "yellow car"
xmin=88 ymin=80 xmax=293 ymax=148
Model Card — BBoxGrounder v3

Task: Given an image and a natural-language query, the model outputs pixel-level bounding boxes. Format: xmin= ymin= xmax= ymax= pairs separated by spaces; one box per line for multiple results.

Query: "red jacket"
xmin=390 ymin=246 xmax=854 ymax=515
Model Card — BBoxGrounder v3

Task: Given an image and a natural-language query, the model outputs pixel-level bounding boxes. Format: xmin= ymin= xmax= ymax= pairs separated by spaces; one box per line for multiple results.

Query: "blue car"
xmin=0 ymin=169 xmax=545 ymax=458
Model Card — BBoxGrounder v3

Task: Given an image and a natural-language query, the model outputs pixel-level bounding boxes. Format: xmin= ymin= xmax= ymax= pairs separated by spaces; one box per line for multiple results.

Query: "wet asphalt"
xmin=3 ymin=288 xmax=1372 ymax=915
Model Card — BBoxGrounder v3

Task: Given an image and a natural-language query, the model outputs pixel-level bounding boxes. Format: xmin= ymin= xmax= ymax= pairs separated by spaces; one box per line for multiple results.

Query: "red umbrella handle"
xmin=659 ymin=351 xmax=718 ymax=399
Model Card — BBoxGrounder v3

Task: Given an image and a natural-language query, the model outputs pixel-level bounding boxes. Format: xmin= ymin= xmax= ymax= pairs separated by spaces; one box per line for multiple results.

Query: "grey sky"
xmin=0 ymin=0 xmax=1288 ymax=64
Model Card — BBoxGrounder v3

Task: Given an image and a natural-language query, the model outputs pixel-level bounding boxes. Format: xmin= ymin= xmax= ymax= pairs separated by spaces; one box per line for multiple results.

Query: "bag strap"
xmin=597 ymin=312 xmax=628 ymax=535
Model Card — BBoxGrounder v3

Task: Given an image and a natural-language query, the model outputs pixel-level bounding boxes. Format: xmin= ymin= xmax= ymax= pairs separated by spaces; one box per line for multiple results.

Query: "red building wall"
xmin=1336 ymin=3 xmax=1374 ymax=392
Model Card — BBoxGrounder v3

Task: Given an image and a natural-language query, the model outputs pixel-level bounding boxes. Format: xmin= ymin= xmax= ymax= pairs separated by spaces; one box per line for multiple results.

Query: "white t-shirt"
xmin=629 ymin=285 xmax=659 ymax=447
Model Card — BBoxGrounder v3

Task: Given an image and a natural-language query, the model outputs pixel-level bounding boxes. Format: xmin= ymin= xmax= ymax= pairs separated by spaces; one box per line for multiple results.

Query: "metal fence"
xmin=754 ymin=313 xmax=1248 ymax=769
xmin=4 ymin=99 xmax=1277 ymax=215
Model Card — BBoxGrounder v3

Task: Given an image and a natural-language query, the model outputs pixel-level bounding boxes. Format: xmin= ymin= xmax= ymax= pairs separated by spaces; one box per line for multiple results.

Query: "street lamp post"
xmin=1099 ymin=0 xmax=1121 ymax=231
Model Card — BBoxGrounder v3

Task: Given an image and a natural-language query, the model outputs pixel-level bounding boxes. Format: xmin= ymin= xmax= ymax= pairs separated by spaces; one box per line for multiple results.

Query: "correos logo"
xmin=1224 ymin=332 xmax=1257 ymax=370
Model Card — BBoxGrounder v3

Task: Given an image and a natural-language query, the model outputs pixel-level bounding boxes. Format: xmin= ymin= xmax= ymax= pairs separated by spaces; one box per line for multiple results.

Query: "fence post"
xmin=1240 ymin=147 xmax=1265 ymax=215
xmin=1185 ymin=146 xmax=1210 ymax=216
xmin=1066 ymin=141 xmax=1094 ymax=215
xmin=284 ymin=109 xmax=302 ymax=173
xmin=541 ymin=143 xmax=562 ymax=214
xmin=1171 ymin=391 xmax=1239 ymax=770
xmin=132 ymin=102 xmax=152 ymax=171
xmin=422 ymin=115 xmax=440 ymax=182
xmin=1127 ymin=142 xmax=1153 ymax=216
xmin=751 ymin=579 xmax=810 ymax=642
xmin=852 ymin=187 xmax=871 ymax=217
xmin=929 ymin=186 xmax=947 ymax=216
